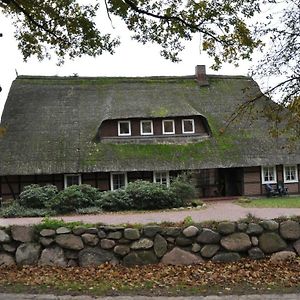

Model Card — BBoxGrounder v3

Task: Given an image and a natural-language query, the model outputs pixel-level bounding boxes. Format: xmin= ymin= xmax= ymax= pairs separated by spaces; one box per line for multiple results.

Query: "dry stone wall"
xmin=1 ymin=220 xmax=300 ymax=267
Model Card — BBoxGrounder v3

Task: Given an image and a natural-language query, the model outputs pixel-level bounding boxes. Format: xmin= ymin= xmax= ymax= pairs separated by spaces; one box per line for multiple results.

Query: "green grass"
xmin=236 ymin=196 xmax=300 ymax=208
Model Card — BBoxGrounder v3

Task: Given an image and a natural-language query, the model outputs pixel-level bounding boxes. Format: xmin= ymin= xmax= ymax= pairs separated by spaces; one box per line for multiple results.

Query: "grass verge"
xmin=235 ymin=197 xmax=300 ymax=208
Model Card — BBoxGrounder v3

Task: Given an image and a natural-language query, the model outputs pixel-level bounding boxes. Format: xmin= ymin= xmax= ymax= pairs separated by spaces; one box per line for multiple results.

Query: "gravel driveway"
xmin=1 ymin=201 xmax=300 ymax=227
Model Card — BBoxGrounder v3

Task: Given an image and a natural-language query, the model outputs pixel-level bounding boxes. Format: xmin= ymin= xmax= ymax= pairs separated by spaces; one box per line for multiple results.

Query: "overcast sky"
xmin=0 ymin=11 xmax=255 ymax=118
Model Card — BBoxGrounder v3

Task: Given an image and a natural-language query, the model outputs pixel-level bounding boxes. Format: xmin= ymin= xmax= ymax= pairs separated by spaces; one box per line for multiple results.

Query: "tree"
xmin=0 ymin=0 xmax=262 ymax=67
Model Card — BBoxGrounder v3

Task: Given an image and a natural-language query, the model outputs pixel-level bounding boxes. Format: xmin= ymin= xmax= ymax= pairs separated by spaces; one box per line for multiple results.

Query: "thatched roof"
xmin=0 ymin=74 xmax=298 ymax=176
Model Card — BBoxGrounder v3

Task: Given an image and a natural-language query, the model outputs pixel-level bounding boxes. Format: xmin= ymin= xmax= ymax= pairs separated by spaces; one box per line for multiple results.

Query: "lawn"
xmin=236 ymin=196 xmax=300 ymax=208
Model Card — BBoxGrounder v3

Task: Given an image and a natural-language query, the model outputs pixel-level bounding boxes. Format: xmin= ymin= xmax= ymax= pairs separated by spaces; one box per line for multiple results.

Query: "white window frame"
xmin=110 ymin=172 xmax=128 ymax=191
xmin=64 ymin=174 xmax=82 ymax=188
xmin=118 ymin=120 xmax=131 ymax=136
xmin=140 ymin=120 xmax=154 ymax=135
xmin=162 ymin=120 xmax=175 ymax=135
xmin=261 ymin=166 xmax=277 ymax=184
xmin=182 ymin=119 xmax=195 ymax=134
xmin=153 ymin=171 xmax=170 ymax=187
xmin=283 ymin=165 xmax=298 ymax=183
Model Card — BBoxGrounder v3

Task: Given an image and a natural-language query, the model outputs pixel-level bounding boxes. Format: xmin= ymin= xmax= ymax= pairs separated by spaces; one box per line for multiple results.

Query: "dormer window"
xmin=182 ymin=119 xmax=195 ymax=134
xmin=162 ymin=120 xmax=175 ymax=135
xmin=118 ymin=120 xmax=131 ymax=136
xmin=140 ymin=120 xmax=153 ymax=135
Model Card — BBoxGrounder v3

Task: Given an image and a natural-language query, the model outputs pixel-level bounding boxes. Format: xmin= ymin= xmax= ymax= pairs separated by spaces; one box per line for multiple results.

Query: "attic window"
xmin=140 ymin=120 xmax=153 ymax=135
xmin=118 ymin=121 xmax=131 ymax=136
xmin=182 ymin=119 xmax=195 ymax=134
xmin=64 ymin=174 xmax=81 ymax=188
xmin=261 ymin=166 xmax=277 ymax=184
xmin=162 ymin=120 xmax=175 ymax=135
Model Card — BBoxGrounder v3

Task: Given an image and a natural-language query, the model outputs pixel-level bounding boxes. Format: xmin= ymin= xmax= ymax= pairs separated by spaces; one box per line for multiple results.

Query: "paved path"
xmin=1 ymin=201 xmax=300 ymax=227
xmin=0 ymin=294 xmax=300 ymax=300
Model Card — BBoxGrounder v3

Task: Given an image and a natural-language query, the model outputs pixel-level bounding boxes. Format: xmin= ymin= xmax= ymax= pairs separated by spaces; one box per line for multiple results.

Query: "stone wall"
xmin=1 ymin=220 xmax=300 ymax=267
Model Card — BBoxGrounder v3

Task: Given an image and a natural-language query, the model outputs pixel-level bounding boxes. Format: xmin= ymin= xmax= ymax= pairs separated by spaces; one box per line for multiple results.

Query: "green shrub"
xmin=0 ymin=202 xmax=54 ymax=218
xmin=76 ymin=206 xmax=103 ymax=214
xmin=98 ymin=189 xmax=133 ymax=211
xmin=170 ymin=173 xmax=196 ymax=204
xmin=48 ymin=184 xmax=101 ymax=214
xmin=19 ymin=184 xmax=58 ymax=209
xmin=125 ymin=180 xmax=182 ymax=210
xmin=35 ymin=217 xmax=92 ymax=231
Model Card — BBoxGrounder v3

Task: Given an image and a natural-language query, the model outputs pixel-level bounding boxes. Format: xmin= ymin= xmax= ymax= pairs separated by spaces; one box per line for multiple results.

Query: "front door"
xmin=218 ymin=168 xmax=243 ymax=196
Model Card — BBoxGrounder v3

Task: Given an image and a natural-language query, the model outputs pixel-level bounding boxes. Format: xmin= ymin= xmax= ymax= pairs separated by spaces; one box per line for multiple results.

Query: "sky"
xmin=0 ymin=9 xmax=255 ymax=118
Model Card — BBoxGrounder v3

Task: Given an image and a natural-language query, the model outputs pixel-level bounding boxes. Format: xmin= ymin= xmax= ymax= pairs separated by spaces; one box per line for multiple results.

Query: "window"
xmin=162 ymin=120 xmax=175 ymax=134
xmin=118 ymin=121 xmax=131 ymax=136
xmin=153 ymin=171 xmax=170 ymax=187
xmin=110 ymin=172 xmax=127 ymax=190
xmin=261 ymin=166 xmax=277 ymax=184
xmin=64 ymin=174 xmax=81 ymax=188
xmin=140 ymin=120 xmax=153 ymax=135
xmin=182 ymin=119 xmax=195 ymax=134
xmin=284 ymin=165 xmax=298 ymax=183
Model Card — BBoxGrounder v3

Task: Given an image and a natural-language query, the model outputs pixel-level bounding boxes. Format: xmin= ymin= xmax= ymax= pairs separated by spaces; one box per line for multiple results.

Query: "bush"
xmin=48 ymin=184 xmax=101 ymax=214
xmin=76 ymin=206 xmax=103 ymax=215
xmin=126 ymin=180 xmax=182 ymax=210
xmin=98 ymin=189 xmax=133 ymax=211
xmin=170 ymin=174 xmax=196 ymax=204
xmin=0 ymin=202 xmax=54 ymax=218
xmin=19 ymin=184 xmax=58 ymax=209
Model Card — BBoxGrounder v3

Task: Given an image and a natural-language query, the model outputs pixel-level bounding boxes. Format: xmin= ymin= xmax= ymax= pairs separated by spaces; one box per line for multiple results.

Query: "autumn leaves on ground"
xmin=1 ymin=259 xmax=300 ymax=296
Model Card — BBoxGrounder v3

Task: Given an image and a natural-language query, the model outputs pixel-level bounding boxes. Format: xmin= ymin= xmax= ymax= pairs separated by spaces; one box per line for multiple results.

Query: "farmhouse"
xmin=0 ymin=65 xmax=299 ymax=200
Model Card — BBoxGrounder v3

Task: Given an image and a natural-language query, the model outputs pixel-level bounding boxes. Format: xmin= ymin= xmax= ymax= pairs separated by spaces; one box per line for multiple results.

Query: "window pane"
xmin=119 ymin=122 xmax=130 ymax=134
xmin=183 ymin=120 xmax=194 ymax=132
xmin=142 ymin=121 xmax=152 ymax=134
xmin=163 ymin=121 xmax=174 ymax=133
xmin=113 ymin=174 xmax=125 ymax=190
xmin=67 ymin=175 xmax=80 ymax=187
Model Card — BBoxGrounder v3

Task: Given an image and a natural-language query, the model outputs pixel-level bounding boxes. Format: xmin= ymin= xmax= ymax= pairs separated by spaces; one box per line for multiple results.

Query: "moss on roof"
xmin=0 ymin=74 xmax=298 ymax=176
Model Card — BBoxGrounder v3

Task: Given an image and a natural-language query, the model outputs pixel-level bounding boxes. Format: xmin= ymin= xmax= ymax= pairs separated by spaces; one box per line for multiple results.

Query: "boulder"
xmin=11 ymin=225 xmax=34 ymax=243
xmin=0 ymin=253 xmax=15 ymax=267
xmin=72 ymin=226 xmax=87 ymax=236
xmin=40 ymin=237 xmax=54 ymax=247
xmin=97 ymin=230 xmax=106 ymax=239
xmin=248 ymin=247 xmax=265 ymax=260
xmin=38 ymin=246 xmax=67 ymax=266
xmin=237 ymin=223 xmax=248 ymax=232
xmin=40 ymin=229 xmax=56 ymax=237
xmin=212 ymin=252 xmax=241 ymax=263
xmin=55 ymin=234 xmax=84 ymax=250
xmin=0 ymin=230 xmax=11 ymax=243
xmin=64 ymin=249 xmax=78 ymax=259
xmin=220 ymin=233 xmax=251 ymax=252
xmin=175 ymin=237 xmax=193 ymax=247
xmin=270 ymin=251 xmax=296 ymax=263
xmin=217 ymin=222 xmax=236 ymax=235
xmin=123 ymin=251 xmax=158 ymax=266
xmin=191 ymin=243 xmax=201 ymax=253
xmin=131 ymin=238 xmax=154 ymax=250
xmin=81 ymin=233 xmax=99 ymax=246
xmin=107 ymin=231 xmax=122 ymax=240
xmin=246 ymin=223 xmax=263 ymax=235
xmin=259 ymin=232 xmax=287 ymax=254
xmin=124 ymin=228 xmax=140 ymax=240
xmin=154 ymin=234 xmax=168 ymax=258
xmin=161 ymin=247 xmax=204 ymax=265
xmin=67 ymin=259 xmax=78 ymax=267
xmin=251 ymin=236 xmax=259 ymax=247
xmin=200 ymin=244 xmax=220 ymax=258
xmin=85 ymin=227 xmax=98 ymax=234
xmin=293 ymin=239 xmax=300 ymax=255
xmin=259 ymin=220 xmax=279 ymax=231
xmin=78 ymin=247 xmax=117 ymax=266
xmin=56 ymin=227 xmax=71 ymax=234
xmin=197 ymin=229 xmax=220 ymax=244
xmin=100 ymin=239 xmax=116 ymax=250
xmin=182 ymin=226 xmax=199 ymax=237
xmin=114 ymin=245 xmax=130 ymax=257
xmin=143 ymin=226 xmax=161 ymax=238
xmin=16 ymin=243 xmax=41 ymax=265
xmin=2 ymin=244 xmax=16 ymax=253
xmin=279 ymin=220 xmax=300 ymax=240
xmin=162 ymin=227 xmax=181 ymax=237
